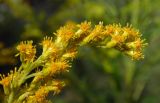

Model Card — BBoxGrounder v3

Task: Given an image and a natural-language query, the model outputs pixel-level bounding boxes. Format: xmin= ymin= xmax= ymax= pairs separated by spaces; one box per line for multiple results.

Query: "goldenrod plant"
xmin=0 ymin=21 xmax=146 ymax=103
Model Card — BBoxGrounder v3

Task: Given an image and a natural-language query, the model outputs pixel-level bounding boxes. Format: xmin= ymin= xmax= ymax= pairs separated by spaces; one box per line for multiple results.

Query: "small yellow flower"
xmin=26 ymin=86 xmax=49 ymax=103
xmin=125 ymin=50 xmax=144 ymax=60
xmin=34 ymin=86 xmax=48 ymax=103
xmin=0 ymin=75 xmax=11 ymax=87
xmin=43 ymin=61 xmax=70 ymax=76
xmin=54 ymin=25 xmax=75 ymax=43
xmin=91 ymin=22 xmax=105 ymax=40
xmin=17 ymin=41 xmax=36 ymax=62
xmin=81 ymin=22 xmax=105 ymax=44
xmin=123 ymin=26 xmax=140 ymax=40
xmin=52 ymin=80 xmax=65 ymax=94
xmin=41 ymin=36 xmax=62 ymax=62
xmin=73 ymin=21 xmax=91 ymax=41
xmin=77 ymin=21 xmax=91 ymax=32
xmin=126 ymin=38 xmax=146 ymax=50
xmin=41 ymin=37 xmax=54 ymax=52
xmin=105 ymin=24 xmax=121 ymax=35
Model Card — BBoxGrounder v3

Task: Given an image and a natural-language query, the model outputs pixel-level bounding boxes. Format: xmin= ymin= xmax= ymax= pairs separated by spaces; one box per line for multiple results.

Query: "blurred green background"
xmin=0 ymin=0 xmax=160 ymax=103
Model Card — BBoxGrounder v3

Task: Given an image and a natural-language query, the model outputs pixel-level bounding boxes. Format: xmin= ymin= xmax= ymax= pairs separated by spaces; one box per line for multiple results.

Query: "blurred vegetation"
xmin=0 ymin=0 xmax=160 ymax=103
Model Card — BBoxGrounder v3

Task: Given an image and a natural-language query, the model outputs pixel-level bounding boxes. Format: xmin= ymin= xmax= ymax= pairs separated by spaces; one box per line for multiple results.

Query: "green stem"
xmin=25 ymin=72 xmax=42 ymax=80
xmin=8 ymin=91 xmax=14 ymax=103
xmin=17 ymin=92 xmax=31 ymax=103
xmin=17 ymin=55 xmax=45 ymax=86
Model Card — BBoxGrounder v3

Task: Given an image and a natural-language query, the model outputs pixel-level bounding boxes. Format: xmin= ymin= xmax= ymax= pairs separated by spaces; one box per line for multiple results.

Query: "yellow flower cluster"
xmin=0 ymin=21 xmax=147 ymax=103
xmin=52 ymin=21 xmax=147 ymax=60
xmin=104 ymin=24 xmax=147 ymax=60
xmin=0 ymin=68 xmax=18 ymax=95
xmin=26 ymin=80 xmax=65 ymax=103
